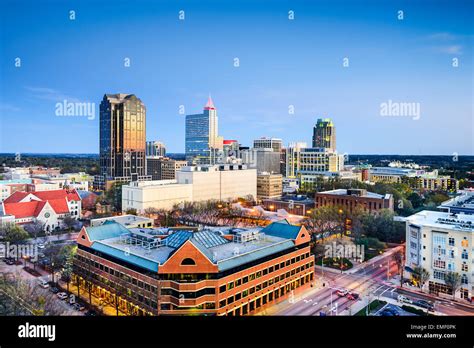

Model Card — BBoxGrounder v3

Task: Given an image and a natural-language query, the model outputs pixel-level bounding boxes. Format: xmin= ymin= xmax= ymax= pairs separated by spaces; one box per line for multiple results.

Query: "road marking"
xmin=374 ymin=285 xmax=385 ymax=293
xmin=390 ymin=288 xmax=396 ymax=293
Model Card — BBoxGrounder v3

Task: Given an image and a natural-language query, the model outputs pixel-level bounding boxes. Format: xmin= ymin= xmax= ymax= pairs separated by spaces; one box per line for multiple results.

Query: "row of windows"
xmin=219 ymin=253 xmax=312 ymax=294
xmin=226 ymin=273 xmax=314 ymax=316
xmin=160 ymin=287 xmax=216 ymax=299
xmin=74 ymin=266 xmax=158 ymax=311
xmin=75 ymin=255 xmax=158 ymax=294
xmin=219 ymin=264 xmax=314 ymax=308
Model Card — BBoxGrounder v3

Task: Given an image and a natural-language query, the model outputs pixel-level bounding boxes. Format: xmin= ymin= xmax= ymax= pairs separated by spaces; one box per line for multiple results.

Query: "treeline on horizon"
xmin=0 ymin=153 xmax=472 ymax=178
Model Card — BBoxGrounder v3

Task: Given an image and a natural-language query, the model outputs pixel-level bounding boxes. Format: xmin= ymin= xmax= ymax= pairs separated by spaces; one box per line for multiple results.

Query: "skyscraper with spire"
xmin=185 ymin=96 xmax=223 ymax=164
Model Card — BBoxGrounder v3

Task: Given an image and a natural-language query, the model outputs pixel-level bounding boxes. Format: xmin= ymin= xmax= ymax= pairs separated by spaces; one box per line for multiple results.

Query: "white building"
xmin=122 ymin=164 xmax=257 ymax=213
xmin=405 ymin=210 xmax=473 ymax=301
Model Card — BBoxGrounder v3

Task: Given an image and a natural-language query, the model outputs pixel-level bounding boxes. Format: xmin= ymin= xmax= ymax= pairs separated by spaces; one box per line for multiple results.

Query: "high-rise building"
xmin=96 ymin=94 xmax=149 ymax=190
xmin=286 ymin=143 xmax=344 ymax=191
xmin=146 ymin=141 xmax=166 ymax=157
xmin=312 ymin=118 xmax=336 ymax=151
xmin=146 ymin=157 xmax=187 ymax=180
xmin=239 ymin=148 xmax=280 ymax=174
xmin=253 ymin=137 xmax=282 ymax=153
xmin=257 ymin=173 xmax=283 ymax=200
xmin=185 ymin=96 xmax=223 ymax=165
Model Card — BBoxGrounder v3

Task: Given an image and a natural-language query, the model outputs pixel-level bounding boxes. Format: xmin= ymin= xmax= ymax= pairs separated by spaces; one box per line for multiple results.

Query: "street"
xmin=270 ymin=247 xmax=474 ymax=316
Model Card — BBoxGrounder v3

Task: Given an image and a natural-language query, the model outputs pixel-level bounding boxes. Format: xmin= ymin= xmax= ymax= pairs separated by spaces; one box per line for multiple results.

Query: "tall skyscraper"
xmin=146 ymin=141 xmax=166 ymax=157
xmin=185 ymin=96 xmax=223 ymax=164
xmin=253 ymin=137 xmax=282 ymax=152
xmin=97 ymin=93 xmax=149 ymax=189
xmin=312 ymin=118 xmax=336 ymax=151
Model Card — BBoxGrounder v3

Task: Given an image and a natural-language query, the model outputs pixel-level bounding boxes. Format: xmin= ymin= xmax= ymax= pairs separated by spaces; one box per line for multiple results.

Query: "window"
xmin=448 ymin=237 xmax=455 ymax=246
xmin=433 ymin=259 xmax=446 ymax=269
xmin=227 ymin=296 xmax=234 ymax=304
xmin=219 ymin=285 xmax=226 ymax=293
xmin=462 ymin=263 xmax=468 ymax=272
xmin=235 ymin=293 xmax=241 ymax=301
xmin=249 ymin=274 xmax=255 ymax=281
xmin=181 ymin=258 xmax=196 ymax=266
xmin=243 ymin=276 xmax=249 ymax=284
xmin=219 ymin=299 xmax=226 ymax=308
xmin=227 ymin=282 xmax=234 ymax=290
xmin=433 ymin=270 xmax=445 ymax=280
xmin=235 ymin=279 xmax=242 ymax=287
xmin=461 ymin=274 xmax=468 ymax=284
xmin=462 ymin=250 xmax=468 ymax=260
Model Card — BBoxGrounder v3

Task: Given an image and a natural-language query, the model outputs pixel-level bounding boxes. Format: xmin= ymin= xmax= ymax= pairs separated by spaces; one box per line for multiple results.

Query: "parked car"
xmin=84 ymin=310 xmax=97 ymax=316
xmin=335 ymin=289 xmax=349 ymax=297
xmin=414 ymin=300 xmax=434 ymax=311
xmin=57 ymin=292 xmax=68 ymax=300
xmin=49 ymin=287 xmax=59 ymax=294
xmin=5 ymin=258 xmax=15 ymax=265
xmin=379 ymin=307 xmax=399 ymax=316
xmin=37 ymin=279 xmax=49 ymax=289
xmin=347 ymin=292 xmax=359 ymax=301
xmin=37 ymin=243 xmax=45 ymax=249
xmin=73 ymin=303 xmax=86 ymax=311
xmin=397 ymin=295 xmax=413 ymax=304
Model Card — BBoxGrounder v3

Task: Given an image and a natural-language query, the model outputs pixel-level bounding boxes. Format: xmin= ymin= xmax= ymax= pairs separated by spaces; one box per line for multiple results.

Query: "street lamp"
xmin=51 ymin=262 xmax=55 ymax=284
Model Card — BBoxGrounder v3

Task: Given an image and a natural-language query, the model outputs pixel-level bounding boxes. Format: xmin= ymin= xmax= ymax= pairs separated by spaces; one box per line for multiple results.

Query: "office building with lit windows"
xmin=73 ymin=220 xmax=314 ymax=316
xmin=312 ymin=118 xmax=336 ymax=151
xmin=405 ymin=210 xmax=473 ymax=301
xmin=185 ymin=96 xmax=223 ymax=165
xmin=95 ymin=94 xmax=150 ymax=190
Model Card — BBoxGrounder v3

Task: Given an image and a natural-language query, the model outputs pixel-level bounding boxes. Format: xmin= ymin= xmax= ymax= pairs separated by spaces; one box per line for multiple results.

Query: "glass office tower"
xmin=185 ymin=96 xmax=222 ymax=164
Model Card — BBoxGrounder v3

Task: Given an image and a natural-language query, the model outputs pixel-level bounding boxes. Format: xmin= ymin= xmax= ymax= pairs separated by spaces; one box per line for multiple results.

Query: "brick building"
xmin=73 ymin=220 xmax=314 ymax=316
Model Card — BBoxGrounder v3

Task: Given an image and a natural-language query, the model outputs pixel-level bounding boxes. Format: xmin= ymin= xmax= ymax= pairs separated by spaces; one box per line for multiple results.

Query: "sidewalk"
xmin=397 ymin=285 xmax=474 ymax=310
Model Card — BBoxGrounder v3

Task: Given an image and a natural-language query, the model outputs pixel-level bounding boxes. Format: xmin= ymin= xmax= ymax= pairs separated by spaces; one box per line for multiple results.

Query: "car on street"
xmin=57 ymin=292 xmax=68 ymax=300
xmin=346 ymin=292 xmax=359 ymax=300
xmin=37 ymin=279 xmax=49 ymax=289
xmin=379 ymin=307 xmax=400 ymax=316
xmin=414 ymin=299 xmax=434 ymax=311
xmin=49 ymin=287 xmax=60 ymax=294
xmin=335 ymin=289 xmax=349 ymax=297
xmin=397 ymin=295 xmax=413 ymax=304
xmin=5 ymin=258 xmax=15 ymax=265
xmin=37 ymin=243 xmax=45 ymax=249
xmin=73 ymin=303 xmax=86 ymax=311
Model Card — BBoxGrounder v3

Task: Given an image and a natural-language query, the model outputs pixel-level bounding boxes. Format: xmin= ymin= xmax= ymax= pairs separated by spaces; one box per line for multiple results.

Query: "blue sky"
xmin=0 ymin=0 xmax=472 ymax=155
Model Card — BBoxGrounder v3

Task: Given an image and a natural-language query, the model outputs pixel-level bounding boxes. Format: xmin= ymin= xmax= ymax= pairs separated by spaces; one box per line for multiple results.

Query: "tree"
xmin=412 ymin=266 xmax=430 ymax=293
xmin=62 ymin=216 xmax=76 ymax=232
xmin=26 ymin=220 xmax=44 ymax=241
xmin=407 ymin=192 xmax=423 ymax=209
xmin=0 ymin=224 xmax=29 ymax=244
xmin=392 ymin=249 xmax=405 ymax=287
xmin=59 ymin=244 xmax=77 ymax=294
xmin=304 ymin=205 xmax=345 ymax=242
xmin=125 ymin=208 xmax=137 ymax=215
xmin=144 ymin=207 xmax=158 ymax=218
xmin=444 ymin=271 xmax=462 ymax=300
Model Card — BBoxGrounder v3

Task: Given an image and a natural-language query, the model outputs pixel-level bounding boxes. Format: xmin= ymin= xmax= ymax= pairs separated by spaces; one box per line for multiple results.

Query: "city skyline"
xmin=1 ymin=0 xmax=473 ymax=155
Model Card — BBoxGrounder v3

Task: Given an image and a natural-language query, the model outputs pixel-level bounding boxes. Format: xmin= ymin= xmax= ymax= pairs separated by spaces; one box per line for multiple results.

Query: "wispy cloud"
xmin=435 ymin=45 xmax=463 ymax=55
xmin=0 ymin=103 xmax=21 ymax=112
xmin=425 ymin=32 xmax=467 ymax=55
xmin=24 ymin=86 xmax=82 ymax=103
